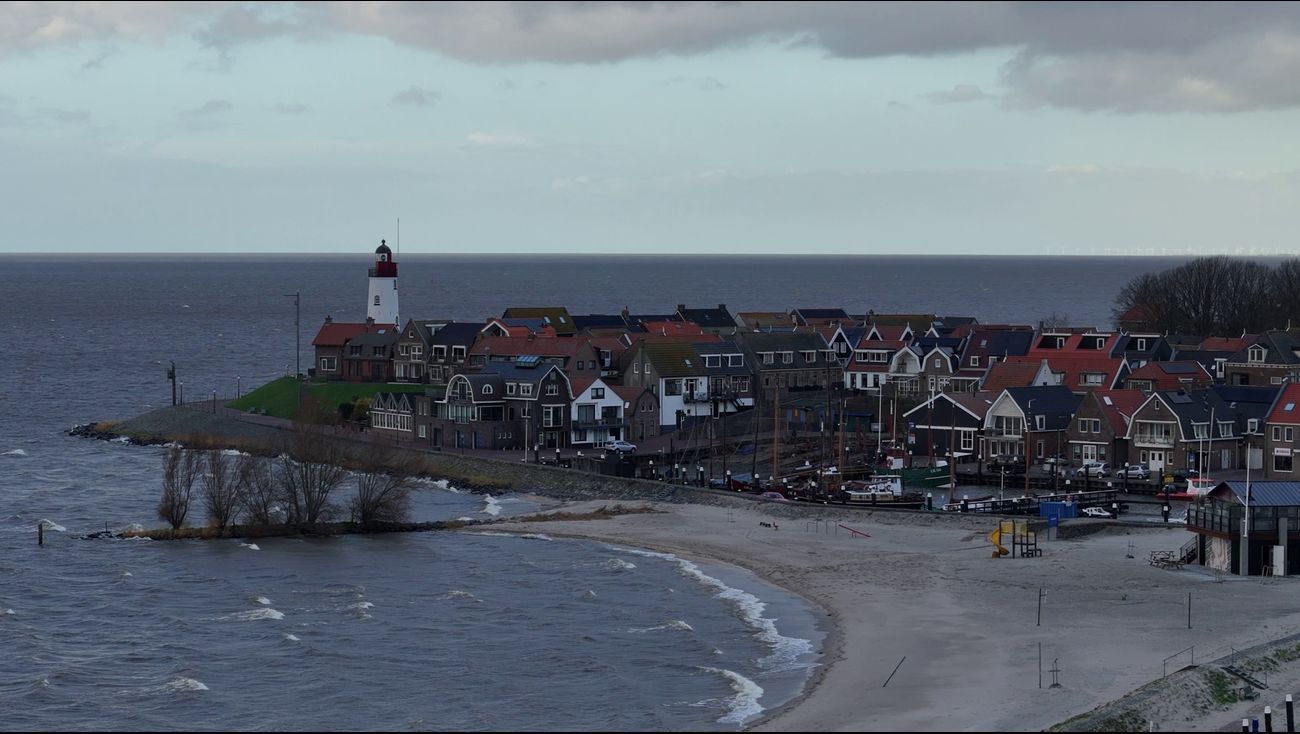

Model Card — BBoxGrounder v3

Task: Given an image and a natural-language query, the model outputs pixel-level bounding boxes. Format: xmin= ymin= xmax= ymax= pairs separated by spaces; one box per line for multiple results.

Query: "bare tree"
xmin=1273 ymin=259 xmax=1300 ymax=328
xmin=236 ymin=453 xmax=279 ymax=525
xmin=1039 ymin=311 xmax=1071 ymax=331
xmin=158 ymin=446 xmax=201 ymax=530
xmin=201 ymin=450 xmax=243 ymax=530
xmin=278 ymin=400 xmax=348 ymax=525
xmin=350 ymin=446 xmax=420 ymax=525
xmin=1114 ymin=256 xmax=1285 ymax=335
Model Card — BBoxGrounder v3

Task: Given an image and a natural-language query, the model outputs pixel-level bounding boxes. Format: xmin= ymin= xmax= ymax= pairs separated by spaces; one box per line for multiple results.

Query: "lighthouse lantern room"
xmin=367 ymin=239 xmax=399 ymax=326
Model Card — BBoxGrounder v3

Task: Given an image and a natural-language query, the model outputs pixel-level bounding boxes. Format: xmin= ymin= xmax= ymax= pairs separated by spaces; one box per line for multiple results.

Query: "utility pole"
xmin=167 ymin=360 xmax=177 ymax=406
xmin=772 ymin=380 xmax=781 ymax=485
xmin=284 ymin=291 xmax=301 ymax=379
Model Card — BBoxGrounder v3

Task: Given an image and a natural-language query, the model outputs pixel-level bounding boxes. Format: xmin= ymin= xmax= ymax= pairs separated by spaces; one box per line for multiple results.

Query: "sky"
xmin=3 ymin=1 xmax=1300 ymax=255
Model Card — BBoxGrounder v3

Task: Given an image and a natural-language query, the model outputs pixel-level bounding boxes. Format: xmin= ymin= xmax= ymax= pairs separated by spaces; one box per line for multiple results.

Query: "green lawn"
xmin=227 ymin=377 xmax=428 ymax=420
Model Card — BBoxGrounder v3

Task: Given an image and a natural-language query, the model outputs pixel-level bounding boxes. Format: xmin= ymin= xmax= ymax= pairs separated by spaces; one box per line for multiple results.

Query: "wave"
xmin=255 ymin=596 xmax=271 ymax=606
xmin=2 ymin=608 xmax=14 ymax=617
xmin=216 ymin=608 xmax=284 ymax=622
xmin=39 ymin=519 xmax=66 ymax=532
xmin=348 ymin=601 xmax=373 ymax=619
xmin=240 ymin=542 xmax=261 ymax=551
xmin=2 ymin=449 xmax=28 ymax=457
xmin=615 ymin=546 xmax=814 ymax=674
xmin=699 ymin=667 xmax=764 ymax=725
xmin=120 ymin=571 xmax=133 ymax=579
xmin=438 ymin=590 xmax=483 ymax=603
xmin=456 ymin=516 xmax=476 ymax=522
xmin=602 ymin=558 xmax=637 ymax=571
xmin=480 ymin=494 xmax=502 ymax=516
xmin=283 ymin=633 xmax=300 ymax=642
xmin=519 ymin=533 xmax=552 ymax=541
xmin=164 ymin=677 xmax=208 ymax=692
xmin=110 ymin=436 xmax=130 ymax=444
xmin=628 ymin=620 xmax=694 ymax=633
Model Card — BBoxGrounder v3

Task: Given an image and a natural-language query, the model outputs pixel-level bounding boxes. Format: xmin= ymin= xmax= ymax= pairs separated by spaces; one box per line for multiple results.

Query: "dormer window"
xmin=970 ymin=356 xmax=980 ymax=367
xmin=705 ymin=355 xmax=721 ymax=368
xmin=482 ymin=385 xmax=494 ymax=396
xmin=1249 ymin=345 xmax=1267 ymax=363
xmin=728 ymin=355 xmax=743 ymax=367
xmin=802 ymin=350 xmax=816 ymax=363
xmin=1136 ymin=338 xmax=1147 ymax=351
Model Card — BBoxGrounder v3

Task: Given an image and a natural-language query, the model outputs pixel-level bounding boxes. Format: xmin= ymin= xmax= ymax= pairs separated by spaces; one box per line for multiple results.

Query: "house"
xmin=640 ymin=320 xmax=705 ymax=338
xmin=571 ymin=314 xmax=632 ymax=335
xmin=1064 ymin=389 xmax=1145 ymax=469
xmin=1028 ymin=330 xmax=1121 ymax=357
xmin=1111 ymin=333 xmax=1172 ymax=367
xmin=864 ymin=312 xmax=937 ymax=336
xmin=676 ymin=304 xmax=738 ymax=334
xmin=901 ymin=391 xmax=998 ymax=467
xmin=340 ymin=327 xmax=398 ymax=382
xmin=1123 ymin=361 xmax=1214 ymax=393
xmin=981 ymin=385 xmax=1081 ymax=464
xmin=865 ymin=322 xmax=915 ymax=343
xmin=368 ymin=391 xmax=416 ymax=439
xmin=845 ymin=339 xmax=902 ymax=391
xmin=501 ymin=307 xmax=577 ymax=336
xmin=469 ymin=335 xmax=604 ymax=380
xmin=311 ymin=317 xmax=390 ymax=380
xmin=955 ymin=328 xmax=1035 ymax=389
xmin=426 ymin=322 xmax=483 ymax=385
xmin=394 ymin=318 xmax=442 ymax=383
xmin=791 ymin=308 xmax=851 ymax=328
xmin=917 ymin=345 xmax=962 ymax=395
xmin=1002 ymin=355 xmax=1130 ymax=394
xmin=1265 ymin=384 xmax=1300 ymax=479
xmin=735 ymin=311 xmax=795 ymax=331
xmin=1125 ymin=386 xmax=1277 ymax=474
xmin=568 ymin=377 xmax=631 ymax=448
xmin=620 ymin=386 xmax=661 ymax=442
xmin=1187 ymin=481 xmax=1300 ymax=576
xmin=430 ymin=360 xmax=573 ymax=450
xmin=480 ymin=317 xmax=559 ymax=338
xmin=736 ymin=331 xmax=840 ymax=401
xmin=929 ymin=315 xmax=980 ymax=338
xmin=621 ymin=339 xmax=754 ymax=434
xmin=981 ymin=359 xmax=1056 ymax=393
xmin=1224 ymin=331 xmax=1300 ymax=386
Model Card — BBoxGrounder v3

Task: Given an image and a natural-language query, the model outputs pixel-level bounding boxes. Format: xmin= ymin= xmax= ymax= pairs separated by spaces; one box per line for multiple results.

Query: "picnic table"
xmin=1149 ymin=550 xmax=1184 ymax=570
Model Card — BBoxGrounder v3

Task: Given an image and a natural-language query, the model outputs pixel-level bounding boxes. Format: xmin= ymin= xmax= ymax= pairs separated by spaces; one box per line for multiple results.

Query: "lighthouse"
xmin=367 ymin=239 xmax=399 ymax=326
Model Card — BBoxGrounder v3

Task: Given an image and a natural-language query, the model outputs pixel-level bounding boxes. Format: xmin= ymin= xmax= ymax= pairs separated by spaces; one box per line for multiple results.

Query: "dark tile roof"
xmin=1004 ymin=385 xmax=1082 ymax=430
xmin=572 ymin=314 xmax=630 ymax=330
xmin=1217 ymin=481 xmax=1300 ymax=507
xmin=430 ymin=322 xmax=485 ymax=347
xmin=677 ymin=304 xmax=737 ymax=329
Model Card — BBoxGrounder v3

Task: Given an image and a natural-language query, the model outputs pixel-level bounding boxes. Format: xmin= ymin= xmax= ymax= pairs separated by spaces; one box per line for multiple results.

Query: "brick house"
xmin=1224 ymin=331 xmax=1300 ymax=387
xmin=1266 ymin=384 xmax=1300 ymax=478
xmin=1064 ymin=389 xmax=1145 ymax=468
xmin=429 ymin=360 xmax=573 ymax=451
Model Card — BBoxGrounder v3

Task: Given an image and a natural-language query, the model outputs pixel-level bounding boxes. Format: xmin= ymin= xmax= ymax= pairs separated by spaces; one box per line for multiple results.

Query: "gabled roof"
xmin=1003 ymin=385 xmax=1082 ymax=428
xmin=793 ymin=307 xmax=850 ymax=325
xmin=641 ymin=320 xmax=704 ymax=337
xmin=1267 ymin=384 xmax=1300 ymax=425
xmin=572 ymin=314 xmax=629 ymax=331
xmin=739 ymin=331 xmax=835 ymax=371
xmin=1200 ymin=336 xmax=1252 ymax=352
xmin=1090 ymin=389 xmax=1147 ymax=435
xmin=430 ymin=322 xmax=484 ymax=347
xmin=501 ymin=307 xmax=576 ymax=335
xmin=957 ymin=329 xmax=1035 ymax=374
xmin=640 ymin=341 xmax=709 ymax=378
xmin=611 ymin=384 xmax=653 ymax=406
xmin=864 ymin=313 xmax=937 ymax=333
xmin=906 ymin=390 xmax=1000 ymax=421
xmin=1229 ymin=331 xmax=1300 ymax=365
xmin=677 ymin=304 xmax=737 ymax=329
xmin=470 ymin=335 xmax=596 ymax=367
xmin=312 ymin=321 xmax=388 ymax=347
xmin=982 ymin=360 xmax=1051 ymax=392
xmin=735 ymin=311 xmax=792 ymax=330
xmin=1138 ymin=386 xmax=1279 ymax=441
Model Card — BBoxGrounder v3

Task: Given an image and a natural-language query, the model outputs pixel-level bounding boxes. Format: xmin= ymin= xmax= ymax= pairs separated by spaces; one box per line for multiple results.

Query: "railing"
xmin=1133 ymin=433 xmax=1175 ymax=448
xmin=1180 ymin=536 xmax=1199 ymax=564
xmin=575 ymin=419 xmax=628 ymax=430
xmin=683 ymin=392 xmax=711 ymax=403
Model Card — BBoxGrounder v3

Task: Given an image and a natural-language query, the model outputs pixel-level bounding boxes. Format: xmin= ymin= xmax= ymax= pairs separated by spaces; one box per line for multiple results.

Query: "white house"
xmin=569 ymin=377 xmax=629 ymax=447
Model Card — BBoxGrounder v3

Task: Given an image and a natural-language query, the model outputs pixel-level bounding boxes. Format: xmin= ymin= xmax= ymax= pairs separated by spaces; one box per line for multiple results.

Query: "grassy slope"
xmin=227 ymin=377 xmax=425 ymax=419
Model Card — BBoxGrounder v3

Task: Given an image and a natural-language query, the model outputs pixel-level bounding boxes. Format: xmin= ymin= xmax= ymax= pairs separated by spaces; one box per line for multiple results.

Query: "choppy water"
xmin=0 ymin=254 xmax=1181 ymax=729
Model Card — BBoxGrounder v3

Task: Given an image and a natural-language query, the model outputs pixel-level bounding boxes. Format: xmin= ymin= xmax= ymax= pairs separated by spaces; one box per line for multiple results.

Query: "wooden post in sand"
xmin=1285 ymin=694 xmax=1293 ymax=732
xmin=1265 ymin=706 xmax=1273 ymax=732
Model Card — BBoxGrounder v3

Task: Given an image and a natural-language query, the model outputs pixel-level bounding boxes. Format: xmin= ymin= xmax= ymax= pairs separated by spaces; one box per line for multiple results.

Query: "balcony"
xmin=683 ymin=392 xmax=711 ymax=403
xmin=576 ymin=419 xmax=628 ymax=431
xmin=1133 ymin=433 xmax=1175 ymax=448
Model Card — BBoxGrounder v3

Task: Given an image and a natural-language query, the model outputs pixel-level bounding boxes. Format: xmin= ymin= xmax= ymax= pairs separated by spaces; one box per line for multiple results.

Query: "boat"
xmin=1158 ymin=477 xmax=1216 ymax=502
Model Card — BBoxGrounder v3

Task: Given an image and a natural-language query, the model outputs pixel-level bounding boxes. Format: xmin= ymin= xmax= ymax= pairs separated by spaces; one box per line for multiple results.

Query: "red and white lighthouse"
xmin=367 ymin=239 xmax=399 ymax=326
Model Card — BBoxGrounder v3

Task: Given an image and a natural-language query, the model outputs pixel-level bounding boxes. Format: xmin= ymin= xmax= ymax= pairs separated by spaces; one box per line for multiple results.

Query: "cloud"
xmin=273 ymin=102 xmax=311 ymax=114
xmin=38 ymin=107 xmax=91 ymax=124
xmin=664 ymin=75 xmax=726 ymax=91
xmin=185 ymin=99 xmax=233 ymax=116
xmin=80 ymin=45 xmax=119 ymax=71
xmin=927 ymin=84 xmax=989 ymax=104
xmin=390 ymin=85 xmax=440 ymax=107
xmin=8 ymin=2 xmax=1300 ymax=112
xmin=466 ymin=131 xmax=535 ymax=147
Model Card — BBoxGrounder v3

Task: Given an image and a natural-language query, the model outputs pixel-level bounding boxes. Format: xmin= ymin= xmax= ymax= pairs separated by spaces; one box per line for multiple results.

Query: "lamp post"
xmin=236 ymin=375 xmax=241 ymax=400
xmin=167 ymin=360 xmax=177 ymax=406
xmin=649 ymin=460 xmax=654 ymax=480
xmin=284 ymin=291 xmax=301 ymax=380
xmin=1025 ymin=399 xmax=1035 ymax=496
xmin=178 ymin=381 xmax=184 ymax=405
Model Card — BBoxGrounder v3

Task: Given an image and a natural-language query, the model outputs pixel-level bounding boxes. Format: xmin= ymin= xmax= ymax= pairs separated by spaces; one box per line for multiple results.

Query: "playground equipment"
xmin=989 ymin=520 xmax=1041 ymax=558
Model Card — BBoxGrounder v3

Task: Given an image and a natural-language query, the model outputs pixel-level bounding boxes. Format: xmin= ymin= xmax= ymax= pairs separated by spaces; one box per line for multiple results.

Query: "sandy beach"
xmin=491 ymin=501 xmax=1300 ymax=732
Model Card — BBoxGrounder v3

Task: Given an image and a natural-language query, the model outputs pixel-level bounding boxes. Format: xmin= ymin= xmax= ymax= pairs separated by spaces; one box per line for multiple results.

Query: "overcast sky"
xmin=3 ymin=1 xmax=1300 ymax=255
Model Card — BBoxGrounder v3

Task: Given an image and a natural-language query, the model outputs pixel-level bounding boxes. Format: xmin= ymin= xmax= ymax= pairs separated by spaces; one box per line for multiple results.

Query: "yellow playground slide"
xmin=989 ymin=523 xmax=1010 ymax=557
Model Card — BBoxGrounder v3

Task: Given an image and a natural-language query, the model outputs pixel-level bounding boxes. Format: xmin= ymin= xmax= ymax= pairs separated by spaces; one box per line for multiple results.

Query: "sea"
xmin=0 ymin=254 xmax=1188 ymax=730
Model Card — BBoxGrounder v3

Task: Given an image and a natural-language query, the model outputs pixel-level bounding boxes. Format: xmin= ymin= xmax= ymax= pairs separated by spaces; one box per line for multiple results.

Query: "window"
xmin=1082 ymin=373 xmax=1106 ymax=385
xmin=728 ymin=354 xmax=743 ymax=367
xmin=1248 ymin=418 xmax=1259 ymax=433
xmin=592 ymin=387 xmax=605 ymax=399
xmin=1218 ymin=421 xmax=1232 ymax=438
xmin=589 ymin=361 xmax=597 ymax=370
xmin=634 ymin=362 xmax=641 ymax=374
xmin=399 ymin=344 xmax=410 ymax=356
xmin=1249 ymin=345 xmax=1267 ymax=363
xmin=705 ymin=355 xmax=721 ymax=368
xmin=452 ymin=346 xmax=467 ymax=360
xmin=781 ymin=352 xmax=794 ymax=364
xmin=374 ymin=295 xmax=381 ymax=306
xmin=521 ymin=403 xmax=531 ymax=418
xmin=1136 ymin=339 xmax=1147 ymax=350
xmin=546 ymin=384 xmax=560 ymax=396
xmin=761 ymin=352 xmax=775 ymax=365
xmin=1035 ymin=415 xmax=1045 ymax=430
xmin=433 ymin=346 xmax=447 ymax=359
xmin=520 ymin=384 xmax=533 ymax=397
xmin=934 ymin=358 xmax=943 ymax=368
xmin=1273 ymin=377 xmax=1285 ymax=385
xmin=1192 ymin=423 xmax=1208 ymax=440
xmin=411 ymin=346 xmax=423 ymax=359
xmin=482 ymin=385 xmax=493 ymax=395
xmin=319 ymin=356 xmax=337 ymax=372
xmin=1289 ymin=427 xmax=1296 ymax=443
xmin=732 ymin=376 xmax=750 ymax=393
xmin=418 ymin=425 xmax=427 ymax=439
xmin=1274 ymin=426 xmax=1283 ymax=441
xmin=961 ymin=431 xmax=974 ymax=451
xmin=1276 ymin=453 xmax=1294 ymax=473
xmin=802 ymin=351 xmax=817 ymax=363
xmin=970 ymin=356 xmax=980 ymax=367
xmin=506 ymin=382 xmax=517 ymax=395
xmin=577 ymin=361 xmax=584 ymax=370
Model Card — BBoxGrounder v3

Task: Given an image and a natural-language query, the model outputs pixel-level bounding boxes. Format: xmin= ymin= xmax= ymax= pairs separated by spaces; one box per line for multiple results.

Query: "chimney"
xmin=718 ymin=304 xmax=726 ymax=311
xmin=325 ymin=315 xmax=333 ymax=324
xmin=365 ymin=316 xmax=375 ymax=327
xmin=677 ymin=303 xmax=686 ymax=313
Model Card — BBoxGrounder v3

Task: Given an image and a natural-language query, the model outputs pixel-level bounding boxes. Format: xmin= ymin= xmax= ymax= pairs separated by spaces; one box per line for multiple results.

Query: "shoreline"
xmin=479 ymin=511 xmax=841 ymax=731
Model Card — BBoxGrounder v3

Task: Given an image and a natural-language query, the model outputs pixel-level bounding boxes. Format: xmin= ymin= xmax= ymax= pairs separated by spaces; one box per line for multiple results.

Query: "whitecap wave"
xmin=165 ymin=677 xmax=208 ymax=692
xmin=217 ymin=608 xmax=284 ymax=622
xmin=628 ymin=620 xmax=694 ymax=633
xmin=519 ymin=533 xmax=552 ymax=541
xmin=699 ymin=667 xmax=764 ymax=725
xmin=240 ymin=542 xmax=260 ymax=551
xmin=110 ymin=436 xmax=131 ymax=444
xmin=438 ymin=590 xmax=483 ymax=603
xmin=347 ymin=601 xmax=373 ymax=619
xmin=602 ymin=558 xmax=637 ymax=571
xmin=481 ymin=494 xmax=502 ymax=516
xmin=2 ymin=608 xmax=15 ymax=617
xmin=120 ymin=571 xmax=134 ymax=579
xmin=615 ymin=546 xmax=814 ymax=673
xmin=221 ymin=449 xmax=247 ymax=457
xmin=456 ymin=516 xmax=476 ymax=522
xmin=39 ymin=519 xmax=66 ymax=532
xmin=255 ymin=596 xmax=271 ymax=606
xmin=283 ymin=633 xmax=300 ymax=642
xmin=124 ymin=523 xmax=145 ymax=533
xmin=2 ymin=449 xmax=28 ymax=457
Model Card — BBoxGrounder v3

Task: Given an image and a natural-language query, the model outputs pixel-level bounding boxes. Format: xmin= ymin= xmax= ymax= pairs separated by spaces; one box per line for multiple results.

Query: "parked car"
xmin=606 ymin=440 xmax=637 ymax=454
xmin=1074 ymin=461 xmax=1111 ymax=478
xmin=1120 ymin=464 xmax=1151 ymax=480
xmin=1082 ymin=506 xmax=1115 ymax=519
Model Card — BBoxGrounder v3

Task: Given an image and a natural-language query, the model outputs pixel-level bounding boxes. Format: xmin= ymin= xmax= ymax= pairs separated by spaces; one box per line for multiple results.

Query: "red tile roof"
xmin=568 ymin=376 xmax=598 ymax=397
xmin=1092 ymin=389 xmax=1147 ymax=434
xmin=1267 ymin=384 xmax=1300 ymax=425
xmin=1008 ymin=355 xmax=1125 ymax=392
xmin=640 ymin=320 xmax=704 ymax=336
xmin=1124 ymin=360 xmax=1213 ymax=391
xmin=1199 ymin=336 xmax=1252 ymax=352
xmin=311 ymin=321 xmax=390 ymax=347
xmin=982 ymin=360 xmax=1046 ymax=392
